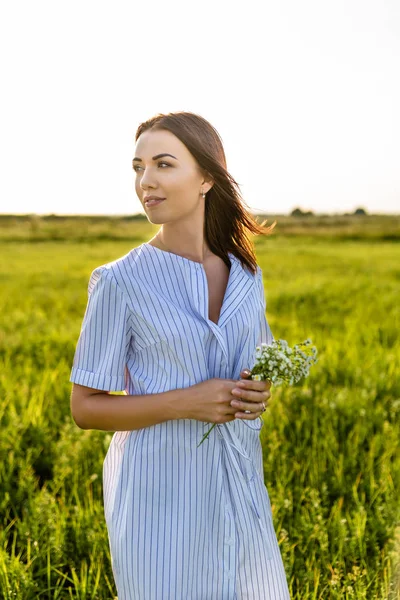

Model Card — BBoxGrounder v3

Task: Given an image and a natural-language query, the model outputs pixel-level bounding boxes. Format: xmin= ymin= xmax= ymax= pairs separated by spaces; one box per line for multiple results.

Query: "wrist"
xmin=164 ymin=386 xmax=194 ymax=421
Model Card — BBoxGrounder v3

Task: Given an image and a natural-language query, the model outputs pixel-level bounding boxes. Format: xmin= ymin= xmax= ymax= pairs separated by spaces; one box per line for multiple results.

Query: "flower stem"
xmin=197 ymin=423 xmax=216 ymax=447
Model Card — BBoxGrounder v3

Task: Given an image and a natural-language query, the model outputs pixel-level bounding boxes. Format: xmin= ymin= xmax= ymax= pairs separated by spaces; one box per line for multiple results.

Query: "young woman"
xmin=70 ymin=111 xmax=291 ymax=599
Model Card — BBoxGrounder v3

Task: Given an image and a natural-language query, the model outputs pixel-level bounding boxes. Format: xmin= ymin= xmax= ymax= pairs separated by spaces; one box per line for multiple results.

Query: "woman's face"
xmin=133 ymin=129 xmax=211 ymax=224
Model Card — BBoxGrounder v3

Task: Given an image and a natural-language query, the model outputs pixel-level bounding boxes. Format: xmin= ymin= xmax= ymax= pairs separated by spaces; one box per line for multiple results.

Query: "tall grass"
xmin=0 ymin=219 xmax=399 ymax=598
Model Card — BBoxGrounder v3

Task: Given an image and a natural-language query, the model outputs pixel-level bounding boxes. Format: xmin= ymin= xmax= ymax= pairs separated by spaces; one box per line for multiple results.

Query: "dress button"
xmin=226 ymin=537 xmax=234 ymax=546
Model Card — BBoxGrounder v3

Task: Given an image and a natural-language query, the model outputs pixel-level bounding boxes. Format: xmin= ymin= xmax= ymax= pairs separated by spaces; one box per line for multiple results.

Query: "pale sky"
xmin=0 ymin=0 xmax=399 ymax=216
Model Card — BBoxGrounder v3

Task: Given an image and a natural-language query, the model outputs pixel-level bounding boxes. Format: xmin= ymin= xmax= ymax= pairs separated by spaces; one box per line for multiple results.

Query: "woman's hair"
xmin=135 ymin=111 xmax=276 ymax=275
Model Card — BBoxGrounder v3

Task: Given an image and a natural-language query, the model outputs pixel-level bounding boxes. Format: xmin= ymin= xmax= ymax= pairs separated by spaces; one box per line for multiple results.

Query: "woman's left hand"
xmin=229 ymin=369 xmax=272 ymax=419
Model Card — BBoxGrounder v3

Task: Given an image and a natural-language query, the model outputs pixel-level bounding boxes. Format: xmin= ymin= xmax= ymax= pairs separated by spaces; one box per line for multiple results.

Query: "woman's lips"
xmin=145 ymin=198 xmax=165 ymax=207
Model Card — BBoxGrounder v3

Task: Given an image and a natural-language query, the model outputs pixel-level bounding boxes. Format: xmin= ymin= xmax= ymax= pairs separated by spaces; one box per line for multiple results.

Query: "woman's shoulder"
xmin=96 ymin=245 xmax=145 ymax=276
xmin=87 ymin=245 xmax=145 ymax=295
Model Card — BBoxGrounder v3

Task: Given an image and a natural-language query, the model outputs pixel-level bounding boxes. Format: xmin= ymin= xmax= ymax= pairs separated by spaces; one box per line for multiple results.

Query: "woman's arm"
xmin=70 ymin=383 xmax=190 ymax=431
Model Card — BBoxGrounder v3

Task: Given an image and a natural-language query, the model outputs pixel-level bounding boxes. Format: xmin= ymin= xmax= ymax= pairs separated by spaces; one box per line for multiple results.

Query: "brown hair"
xmin=135 ymin=111 xmax=276 ymax=275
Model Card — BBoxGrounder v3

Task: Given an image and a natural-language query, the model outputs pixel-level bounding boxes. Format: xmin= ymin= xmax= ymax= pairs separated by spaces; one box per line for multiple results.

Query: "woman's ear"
xmin=200 ymin=170 xmax=215 ymax=193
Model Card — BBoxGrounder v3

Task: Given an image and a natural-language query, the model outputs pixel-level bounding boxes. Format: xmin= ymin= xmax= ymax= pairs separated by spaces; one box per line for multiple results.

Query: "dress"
xmin=69 ymin=242 xmax=291 ymax=600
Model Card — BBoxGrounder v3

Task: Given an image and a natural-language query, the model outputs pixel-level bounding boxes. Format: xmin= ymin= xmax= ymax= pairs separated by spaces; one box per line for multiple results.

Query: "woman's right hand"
xmin=183 ymin=377 xmax=260 ymax=424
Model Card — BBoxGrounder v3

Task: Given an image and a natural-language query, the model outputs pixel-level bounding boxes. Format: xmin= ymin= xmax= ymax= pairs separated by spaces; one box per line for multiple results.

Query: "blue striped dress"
xmin=70 ymin=242 xmax=291 ymax=600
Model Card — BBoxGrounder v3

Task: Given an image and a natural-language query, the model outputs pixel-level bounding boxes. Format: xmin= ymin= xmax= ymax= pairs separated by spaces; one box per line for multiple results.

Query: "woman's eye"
xmin=133 ymin=162 xmax=170 ymax=172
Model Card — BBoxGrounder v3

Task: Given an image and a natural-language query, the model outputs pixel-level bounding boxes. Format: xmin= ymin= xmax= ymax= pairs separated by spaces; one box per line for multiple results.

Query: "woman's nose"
xmin=140 ymin=170 xmax=158 ymax=188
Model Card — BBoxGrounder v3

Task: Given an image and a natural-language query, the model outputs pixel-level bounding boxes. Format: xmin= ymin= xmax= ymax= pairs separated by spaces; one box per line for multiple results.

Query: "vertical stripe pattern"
xmin=70 ymin=243 xmax=290 ymax=599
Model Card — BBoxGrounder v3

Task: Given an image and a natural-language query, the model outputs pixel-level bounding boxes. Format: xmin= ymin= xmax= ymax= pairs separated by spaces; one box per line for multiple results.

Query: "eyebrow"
xmin=132 ymin=153 xmax=178 ymax=162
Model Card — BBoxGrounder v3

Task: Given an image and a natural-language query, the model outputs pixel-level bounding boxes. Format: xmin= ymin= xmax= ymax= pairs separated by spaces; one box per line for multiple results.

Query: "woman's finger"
xmin=232 ymin=388 xmax=271 ymax=402
xmin=240 ymin=369 xmax=251 ymax=378
xmin=237 ymin=379 xmax=271 ymax=391
xmin=239 ymin=411 xmax=265 ymax=420
xmin=230 ymin=398 xmax=268 ymax=413
xmin=236 ymin=406 xmax=266 ymax=419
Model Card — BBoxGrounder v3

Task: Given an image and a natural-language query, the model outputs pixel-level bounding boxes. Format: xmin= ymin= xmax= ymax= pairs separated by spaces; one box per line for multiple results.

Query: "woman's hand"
xmin=230 ymin=369 xmax=272 ymax=420
xmin=183 ymin=378 xmax=245 ymax=424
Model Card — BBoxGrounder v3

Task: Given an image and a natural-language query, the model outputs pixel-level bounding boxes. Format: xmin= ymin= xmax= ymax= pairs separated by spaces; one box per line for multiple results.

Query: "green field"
xmin=1 ymin=215 xmax=399 ymax=599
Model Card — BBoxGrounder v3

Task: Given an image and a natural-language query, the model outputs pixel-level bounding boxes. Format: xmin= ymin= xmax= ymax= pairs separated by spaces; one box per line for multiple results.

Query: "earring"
xmin=201 ymin=189 xmax=206 ymax=199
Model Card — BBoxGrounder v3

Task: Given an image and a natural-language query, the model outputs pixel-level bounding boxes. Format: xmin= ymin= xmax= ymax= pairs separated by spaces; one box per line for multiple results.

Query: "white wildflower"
xmin=198 ymin=337 xmax=318 ymax=446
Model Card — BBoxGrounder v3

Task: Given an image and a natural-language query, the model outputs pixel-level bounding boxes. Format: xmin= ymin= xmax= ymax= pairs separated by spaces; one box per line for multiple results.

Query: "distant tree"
xmin=291 ymin=208 xmax=314 ymax=217
xmin=354 ymin=207 xmax=368 ymax=215
xmin=291 ymin=208 xmax=305 ymax=217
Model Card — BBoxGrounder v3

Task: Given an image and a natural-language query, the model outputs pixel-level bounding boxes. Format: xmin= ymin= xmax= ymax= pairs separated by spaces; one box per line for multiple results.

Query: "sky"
xmin=0 ymin=0 xmax=399 ymax=216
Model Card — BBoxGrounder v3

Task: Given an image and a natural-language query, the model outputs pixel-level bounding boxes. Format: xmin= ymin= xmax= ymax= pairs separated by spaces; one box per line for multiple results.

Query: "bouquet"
xmin=197 ymin=338 xmax=318 ymax=447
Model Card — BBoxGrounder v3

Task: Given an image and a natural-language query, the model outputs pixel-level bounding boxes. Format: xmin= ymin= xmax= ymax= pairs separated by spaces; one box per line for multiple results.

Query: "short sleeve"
xmin=256 ymin=267 xmax=275 ymax=347
xmin=69 ymin=267 xmax=132 ymax=391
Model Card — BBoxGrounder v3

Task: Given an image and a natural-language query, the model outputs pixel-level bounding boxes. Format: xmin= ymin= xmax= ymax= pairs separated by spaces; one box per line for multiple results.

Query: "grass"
xmin=0 ymin=216 xmax=399 ymax=599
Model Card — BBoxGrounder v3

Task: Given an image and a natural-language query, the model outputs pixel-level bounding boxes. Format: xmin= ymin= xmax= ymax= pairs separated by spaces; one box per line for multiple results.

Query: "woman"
xmin=70 ymin=111 xmax=291 ymax=599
